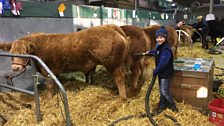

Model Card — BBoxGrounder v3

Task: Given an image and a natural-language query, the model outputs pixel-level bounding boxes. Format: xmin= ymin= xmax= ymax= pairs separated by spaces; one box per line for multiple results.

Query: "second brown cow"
xmin=120 ymin=25 xmax=151 ymax=96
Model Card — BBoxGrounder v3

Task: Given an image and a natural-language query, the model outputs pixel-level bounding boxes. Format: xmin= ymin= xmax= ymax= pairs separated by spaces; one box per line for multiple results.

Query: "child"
xmin=146 ymin=26 xmax=178 ymax=114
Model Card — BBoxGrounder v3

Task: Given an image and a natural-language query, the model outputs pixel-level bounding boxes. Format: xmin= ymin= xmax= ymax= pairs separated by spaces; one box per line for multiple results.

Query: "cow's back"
xmin=78 ymin=25 xmax=130 ymax=71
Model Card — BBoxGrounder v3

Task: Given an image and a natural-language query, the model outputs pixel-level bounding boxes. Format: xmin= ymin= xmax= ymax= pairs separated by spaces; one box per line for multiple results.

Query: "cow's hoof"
xmin=128 ymin=88 xmax=138 ymax=97
xmin=23 ymin=103 xmax=32 ymax=109
xmin=120 ymin=97 xmax=127 ymax=101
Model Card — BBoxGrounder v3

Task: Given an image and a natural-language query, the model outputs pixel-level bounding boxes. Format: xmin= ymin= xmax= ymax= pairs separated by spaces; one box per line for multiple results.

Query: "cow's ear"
xmin=27 ymin=43 xmax=35 ymax=54
xmin=0 ymin=42 xmax=12 ymax=52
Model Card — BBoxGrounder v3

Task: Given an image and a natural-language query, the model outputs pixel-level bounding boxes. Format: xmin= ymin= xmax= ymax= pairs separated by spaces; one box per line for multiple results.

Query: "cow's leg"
xmin=46 ymin=78 xmax=55 ymax=100
xmin=111 ymin=65 xmax=126 ymax=99
xmin=129 ymin=63 xmax=141 ymax=97
xmin=85 ymin=67 xmax=96 ymax=84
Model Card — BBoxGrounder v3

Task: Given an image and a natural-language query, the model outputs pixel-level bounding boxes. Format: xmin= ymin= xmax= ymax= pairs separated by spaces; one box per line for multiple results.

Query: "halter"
xmin=7 ymin=58 xmax=30 ymax=80
xmin=11 ymin=57 xmax=30 ymax=67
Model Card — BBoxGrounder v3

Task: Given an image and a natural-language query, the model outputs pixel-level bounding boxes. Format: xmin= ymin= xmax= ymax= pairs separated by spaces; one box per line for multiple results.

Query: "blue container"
xmin=193 ymin=63 xmax=201 ymax=70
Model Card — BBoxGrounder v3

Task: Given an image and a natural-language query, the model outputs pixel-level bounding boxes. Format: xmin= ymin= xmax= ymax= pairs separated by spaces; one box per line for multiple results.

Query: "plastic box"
xmin=208 ymin=98 xmax=224 ymax=126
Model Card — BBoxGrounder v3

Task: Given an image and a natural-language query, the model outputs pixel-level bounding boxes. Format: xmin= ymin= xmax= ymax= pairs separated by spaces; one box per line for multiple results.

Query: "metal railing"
xmin=176 ymin=29 xmax=194 ymax=46
xmin=0 ymin=53 xmax=71 ymax=126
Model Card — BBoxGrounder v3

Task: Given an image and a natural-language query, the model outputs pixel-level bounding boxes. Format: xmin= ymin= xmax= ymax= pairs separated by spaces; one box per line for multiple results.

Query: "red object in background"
xmin=208 ymin=98 xmax=224 ymax=126
xmin=15 ymin=1 xmax=22 ymax=10
xmin=10 ymin=0 xmax=22 ymax=10
xmin=9 ymin=0 xmax=20 ymax=15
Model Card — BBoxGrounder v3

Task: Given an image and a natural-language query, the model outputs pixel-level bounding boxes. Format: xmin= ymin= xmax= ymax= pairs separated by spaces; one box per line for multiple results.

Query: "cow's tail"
xmin=109 ymin=25 xmax=131 ymax=54
xmin=124 ymin=36 xmax=131 ymax=55
xmin=0 ymin=42 xmax=12 ymax=52
xmin=109 ymin=25 xmax=131 ymax=61
xmin=119 ymin=33 xmax=131 ymax=62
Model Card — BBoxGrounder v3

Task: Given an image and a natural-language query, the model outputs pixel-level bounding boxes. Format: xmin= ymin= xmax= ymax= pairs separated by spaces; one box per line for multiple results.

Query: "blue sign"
xmin=4 ymin=0 xmax=11 ymax=10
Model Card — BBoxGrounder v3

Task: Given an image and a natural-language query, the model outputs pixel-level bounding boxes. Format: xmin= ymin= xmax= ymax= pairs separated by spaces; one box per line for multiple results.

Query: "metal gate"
xmin=0 ymin=52 xmax=71 ymax=126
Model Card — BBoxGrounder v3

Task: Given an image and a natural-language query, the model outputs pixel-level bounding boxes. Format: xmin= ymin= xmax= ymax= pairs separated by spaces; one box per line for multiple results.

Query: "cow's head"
xmin=10 ymin=40 xmax=34 ymax=71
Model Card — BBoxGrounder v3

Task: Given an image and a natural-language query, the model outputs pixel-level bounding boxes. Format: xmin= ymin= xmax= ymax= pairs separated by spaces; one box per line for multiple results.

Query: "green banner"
xmin=158 ymin=0 xmax=172 ymax=8
xmin=149 ymin=11 xmax=161 ymax=20
xmin=1 ymin=1 xmax=175 ymax=20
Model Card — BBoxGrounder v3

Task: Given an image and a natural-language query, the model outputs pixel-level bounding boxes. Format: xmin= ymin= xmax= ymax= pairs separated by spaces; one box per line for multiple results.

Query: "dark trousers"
xmin=158 ymin=77 xmax=176 ymax=109
xmin=199 ymin=30 xmax=209 ymax=49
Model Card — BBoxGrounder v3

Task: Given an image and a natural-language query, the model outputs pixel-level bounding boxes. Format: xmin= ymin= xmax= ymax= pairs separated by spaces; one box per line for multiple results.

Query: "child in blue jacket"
xmin=146 ymin=26 xmax=178 ymax=114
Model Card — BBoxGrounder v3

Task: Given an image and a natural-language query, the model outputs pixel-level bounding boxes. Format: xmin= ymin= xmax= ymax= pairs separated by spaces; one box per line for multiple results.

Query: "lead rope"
xmin=6 ymin=58 xmax=30 ymax=85
xmin=6 ymin=68 xmax=27 ymax=87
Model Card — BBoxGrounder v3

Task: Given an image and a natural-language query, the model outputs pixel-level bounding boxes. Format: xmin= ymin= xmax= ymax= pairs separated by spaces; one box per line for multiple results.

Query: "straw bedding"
xmin=0 ymin=43 xmax=220 ymax=126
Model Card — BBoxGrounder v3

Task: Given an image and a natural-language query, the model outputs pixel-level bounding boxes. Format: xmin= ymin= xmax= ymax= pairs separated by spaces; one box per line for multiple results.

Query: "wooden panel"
xmin=171 ymin=75 xmax=205 ymax=88
xmin=174 ymin=71 xmax=207 ymax=78
xmin=171 ymin=87 xmax=208 ymax=112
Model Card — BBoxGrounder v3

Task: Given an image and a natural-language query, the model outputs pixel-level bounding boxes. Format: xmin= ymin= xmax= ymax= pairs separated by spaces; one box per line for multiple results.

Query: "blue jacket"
xmin=193 ymin=20 xmax=208 ymax=33
xmin=147 ymin=42 xmax=174 ymax=78
xmin=0 ymin=0 xmax=5 ymax=14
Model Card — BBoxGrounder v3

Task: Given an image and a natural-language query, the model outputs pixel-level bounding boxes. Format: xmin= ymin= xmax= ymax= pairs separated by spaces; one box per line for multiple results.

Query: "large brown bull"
xmin=143 ymin=25 xmax=178 ymax=58
xmin=120 ymin=25 xmax=151 ymax=96
xmin=0 ymin=24 xmax=130 ymax=99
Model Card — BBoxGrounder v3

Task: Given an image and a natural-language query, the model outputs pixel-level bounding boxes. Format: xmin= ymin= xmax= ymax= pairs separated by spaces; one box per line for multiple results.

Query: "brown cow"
xmin=0 ymin=24 xmax=130 ymax=99
xmin=144 ymin=25 xmax=179 ymax=59
xmin=178 ymin=24 xmax=196 ymax=46
xmin=120 ymin=25 xmax=151 ymax=96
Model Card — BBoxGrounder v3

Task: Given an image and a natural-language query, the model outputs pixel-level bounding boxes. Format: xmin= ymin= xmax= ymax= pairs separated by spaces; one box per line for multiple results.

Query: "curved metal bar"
xmin=176 ymin=30 xmax=194 ymax=46
xmin=216 ymin=37 xmax=224 ymax=46
xmin=193 ymin=30 xmax=202 ymax=43
xmin=0 ymin=53 xmax=71 ymax=126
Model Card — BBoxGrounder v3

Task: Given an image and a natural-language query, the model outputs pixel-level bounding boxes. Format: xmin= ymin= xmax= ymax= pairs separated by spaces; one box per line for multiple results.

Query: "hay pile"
xmin=0 ymin=43 xmax=218 ymax=126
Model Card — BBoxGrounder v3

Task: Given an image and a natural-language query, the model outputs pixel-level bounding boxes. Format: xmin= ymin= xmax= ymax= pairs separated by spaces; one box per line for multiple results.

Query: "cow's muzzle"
xmin=11 ymin=58 xmax=29 ymax=71
xmin=12 ymin=64 xmax=25 ymax=71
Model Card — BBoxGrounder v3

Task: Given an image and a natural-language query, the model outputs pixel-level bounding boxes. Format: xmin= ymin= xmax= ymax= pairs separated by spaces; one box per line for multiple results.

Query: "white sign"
xmin=184 ymin=14 xmax=188 ymax=19
xmin=132 ymin=10 xmax=136 ymax=18
xmin=196 ymin=86 xmax=208 ymax=98
xmin=108 ymin=8 xmax=112 ymax=18
xmin=59 ymin=12 xmax=64 ymax=17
